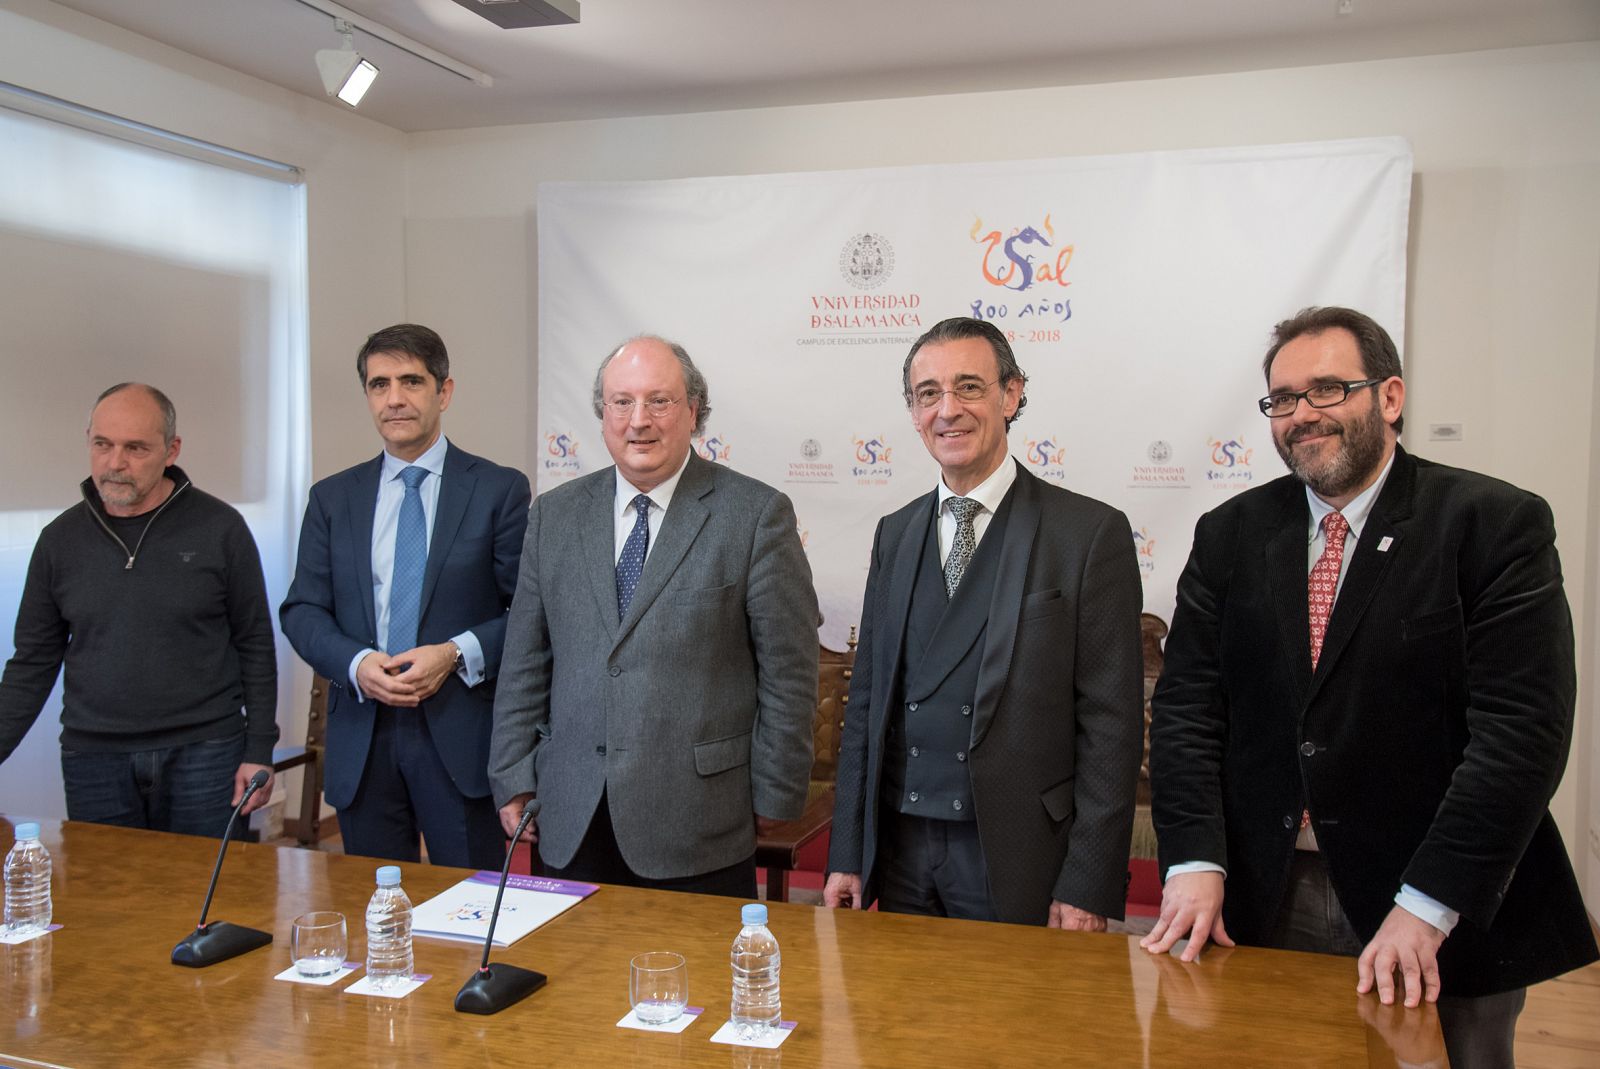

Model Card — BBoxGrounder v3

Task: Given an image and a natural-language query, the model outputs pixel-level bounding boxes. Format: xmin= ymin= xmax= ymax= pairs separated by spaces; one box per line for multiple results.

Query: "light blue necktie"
xmin=387 ymin=465 xmax=429 ymax=653
xmin=615 ymin=493 xmax=651 ymax=621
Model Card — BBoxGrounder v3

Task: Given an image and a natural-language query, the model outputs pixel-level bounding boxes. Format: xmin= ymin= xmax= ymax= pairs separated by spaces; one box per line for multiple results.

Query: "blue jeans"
xmin=60 ymin=733 xmax=247 ymax=839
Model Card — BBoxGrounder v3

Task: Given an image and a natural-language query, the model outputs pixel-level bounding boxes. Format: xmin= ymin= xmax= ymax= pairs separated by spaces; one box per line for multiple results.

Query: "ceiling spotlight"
xmin=315 ymin=19 xmax=378 ymax=107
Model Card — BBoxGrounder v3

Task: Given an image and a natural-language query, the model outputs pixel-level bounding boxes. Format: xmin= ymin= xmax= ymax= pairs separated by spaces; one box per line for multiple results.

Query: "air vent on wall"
xmin=449 ymin=0 xmax=580 ymax=29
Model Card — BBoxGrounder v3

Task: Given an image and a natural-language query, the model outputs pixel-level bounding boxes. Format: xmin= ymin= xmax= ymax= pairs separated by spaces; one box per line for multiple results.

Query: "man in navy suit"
xmin=282 ymin=324 xmax=530 ymax=868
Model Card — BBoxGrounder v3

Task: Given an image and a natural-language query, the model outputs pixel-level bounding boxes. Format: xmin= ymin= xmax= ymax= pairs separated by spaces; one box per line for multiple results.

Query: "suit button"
xmin=952 ymin=800 xmax=964 ymax=812
xmin=908 ymin=791 xmax=920 ymax=802
xmin=596 ymin=744 xmax=607 ymax=755
xmin=908 ymin=702 xmax=918 ymax=712
xmin=956 ymin=751 xmax=966 ymax=762
xmin=608 ymin=667 xmax=621 ymax=677
xmin=1282 ymin=814 xmax=1295 ymax=829
xmin=961 ymin=705 xmax=971 ymax=716
xmin=909 ymin=746 xmax=919 ymax=757
xmin=1299 ymin=741 xmax=1316 ymax=757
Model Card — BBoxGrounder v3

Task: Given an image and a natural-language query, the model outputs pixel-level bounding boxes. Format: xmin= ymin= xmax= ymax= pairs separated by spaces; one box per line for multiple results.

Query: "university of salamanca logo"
xmin=839 ymin=233 xmax=895 ymax=291
xmin=1148 ymin=441 xmax=1172 ymax=464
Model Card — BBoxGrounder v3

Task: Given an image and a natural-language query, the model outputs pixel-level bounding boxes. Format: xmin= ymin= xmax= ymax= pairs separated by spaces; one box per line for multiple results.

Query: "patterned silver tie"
xmin=943 ymin=496 xmax=981 ymax=597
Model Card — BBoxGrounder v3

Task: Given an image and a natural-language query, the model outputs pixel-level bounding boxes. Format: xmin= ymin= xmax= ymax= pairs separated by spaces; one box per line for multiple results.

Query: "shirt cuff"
xmin=1164 ymin=860 xmax=1226 ymax=880
xmin=451 ymin=631 xmax=485 ymax=687
xmin=348 ymin=648 xmax=378 ymax=702
xmin=1395 ymin=884 xmax=1458 ymax=936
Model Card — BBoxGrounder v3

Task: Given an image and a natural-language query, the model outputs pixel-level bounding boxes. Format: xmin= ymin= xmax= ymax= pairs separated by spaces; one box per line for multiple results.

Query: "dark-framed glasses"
xmin=1258 ymin=378 xmax=1384 ymax=418
xmin=911 ymin=379 xmax=999 ymax=409
xmin=603 ymin=396 xmax=683 ymax=419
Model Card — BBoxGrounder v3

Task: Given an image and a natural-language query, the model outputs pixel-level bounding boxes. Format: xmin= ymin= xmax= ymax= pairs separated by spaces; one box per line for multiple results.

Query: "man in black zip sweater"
xmin=0 ymin=383 xmax=278 ymax=838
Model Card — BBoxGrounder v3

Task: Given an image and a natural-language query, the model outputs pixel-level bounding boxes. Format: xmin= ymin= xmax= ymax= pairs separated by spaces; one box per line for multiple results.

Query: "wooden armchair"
xmin=271 ymin=675 xmax=329 ymax=846
xmin=754 ymin=629 xmax=857 ymax=901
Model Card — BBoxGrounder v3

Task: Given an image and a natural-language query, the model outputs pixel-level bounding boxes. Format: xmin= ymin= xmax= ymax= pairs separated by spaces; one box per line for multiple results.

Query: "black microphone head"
xmin=249 ymin=769 xmax=270 ymax=789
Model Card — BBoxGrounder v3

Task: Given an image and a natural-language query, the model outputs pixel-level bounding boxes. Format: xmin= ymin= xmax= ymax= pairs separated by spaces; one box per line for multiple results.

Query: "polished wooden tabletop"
xmin=0 ymin=818 xmax=1443 ymax=1068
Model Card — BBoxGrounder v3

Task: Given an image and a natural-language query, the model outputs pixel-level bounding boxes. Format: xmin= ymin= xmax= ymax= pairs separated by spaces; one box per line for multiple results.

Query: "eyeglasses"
xmin=1258 ymin=378 xmax=1384 ymax=418
xmin=603 ymin=396 xmax=683 ymax=420
xmin=910 ymin=379 xmax=1000 ymax=409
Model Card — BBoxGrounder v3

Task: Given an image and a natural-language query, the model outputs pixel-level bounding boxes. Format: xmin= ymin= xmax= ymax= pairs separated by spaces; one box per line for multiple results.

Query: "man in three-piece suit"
xmin=824 ymin=316 xmax=1145 ymax=927
xmin=1142 ymin=306 xmax=1596 ymax=1068
xmin=489 ymin=335 xmax=817 ymax=897
xmin=281 ymin=324 xmax=531 ymax=869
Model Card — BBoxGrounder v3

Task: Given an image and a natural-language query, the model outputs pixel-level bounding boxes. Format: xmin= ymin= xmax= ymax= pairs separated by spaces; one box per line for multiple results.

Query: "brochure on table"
xmin=411 ymin=871 xmax=598 ymax=947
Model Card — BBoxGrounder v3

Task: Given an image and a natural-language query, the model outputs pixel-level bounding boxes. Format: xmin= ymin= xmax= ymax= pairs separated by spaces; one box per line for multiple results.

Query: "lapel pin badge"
xmin=1376 ymin=536 xmax=1394 ymax=553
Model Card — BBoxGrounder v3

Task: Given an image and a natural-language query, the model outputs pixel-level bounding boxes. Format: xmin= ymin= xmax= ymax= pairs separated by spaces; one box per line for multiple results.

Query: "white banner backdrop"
xmin=537 ymin=138 xmax=1412 ymax=649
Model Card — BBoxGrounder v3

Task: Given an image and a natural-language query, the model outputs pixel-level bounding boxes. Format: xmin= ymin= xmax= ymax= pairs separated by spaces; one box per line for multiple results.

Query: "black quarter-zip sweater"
xmin=0 ymin=465 xmax=278 ymax=764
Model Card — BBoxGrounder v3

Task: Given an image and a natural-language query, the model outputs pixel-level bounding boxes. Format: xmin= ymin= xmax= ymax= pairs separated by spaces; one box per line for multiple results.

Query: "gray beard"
xmin=1275 ymin=407 xmax=1386 ymax=501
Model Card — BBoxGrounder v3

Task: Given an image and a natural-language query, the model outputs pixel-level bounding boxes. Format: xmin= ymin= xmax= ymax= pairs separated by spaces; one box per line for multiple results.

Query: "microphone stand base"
xmin=454 ymin=963 xmax=548 ymax=1014
xmin=171 ymin=921 xmax=273 ymax=967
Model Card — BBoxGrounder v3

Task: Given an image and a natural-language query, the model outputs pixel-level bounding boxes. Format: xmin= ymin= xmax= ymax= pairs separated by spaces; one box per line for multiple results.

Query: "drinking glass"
xmin=291 ymin=911 xmax=347 ymax=978
xmin=629 ymin=951 xmax=688 ymax=1025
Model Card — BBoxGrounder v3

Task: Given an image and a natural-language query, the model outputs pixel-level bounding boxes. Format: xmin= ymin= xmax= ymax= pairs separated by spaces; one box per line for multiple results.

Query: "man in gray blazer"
xmin=490 ymin=336 xmax=818 ymax=896
xmin=825 ymin=317 xmax=1144 ymax=927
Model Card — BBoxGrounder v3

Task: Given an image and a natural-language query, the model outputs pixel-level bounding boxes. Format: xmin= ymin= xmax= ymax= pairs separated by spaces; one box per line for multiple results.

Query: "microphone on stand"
xmin=455 ymin=797 xmax=548 ymax=1014
xmin=171 ymin=768 xmax=274 ymax=967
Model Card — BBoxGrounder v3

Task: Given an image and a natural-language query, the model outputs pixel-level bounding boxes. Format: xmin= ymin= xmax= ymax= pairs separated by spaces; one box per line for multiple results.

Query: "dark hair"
xmin=357 ymin=324 xmax=450 ymax=390
xmin=591 ymin=335 xmax=712 ymax=436
xmin=902 ymin=317 xmax=1029 ymax=428
xmin=94 ymin=382 xmax=177 ymax=444
xmin=1263 ymin=306 xmax=1404 ymax=433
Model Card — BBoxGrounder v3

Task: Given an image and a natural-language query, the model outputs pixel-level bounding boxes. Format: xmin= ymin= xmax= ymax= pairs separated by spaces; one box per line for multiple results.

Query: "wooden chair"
xmin=755 ymin=628 xmax=857 ymax=901
xmin=1136 ymin=613 xmax=1168 ymax=810
xmin=271 ymin=675 xmax=329 ymax=847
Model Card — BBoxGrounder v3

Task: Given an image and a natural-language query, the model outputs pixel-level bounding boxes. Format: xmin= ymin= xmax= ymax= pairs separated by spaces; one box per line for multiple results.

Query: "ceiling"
xmin=49 ymin=0 xmax=1600 ymax=132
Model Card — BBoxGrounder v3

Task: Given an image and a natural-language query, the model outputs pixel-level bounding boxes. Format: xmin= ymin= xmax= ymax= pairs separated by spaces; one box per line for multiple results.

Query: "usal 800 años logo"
xmin=1206 ymin=435 xmax=1254 ymax=490
xmin=1132 ymin=526 xmax=1157 ymax=578
xmin=694 ymin=435 xmax=732 ymax=463
xmin=543 ymin=431 xmax=581 ymax=479
xmin=967 ymin=215 xmax=1074 ymax=329
xmin=1023 ymin=435 xmax=1067 ymax=483
xmin=851 ymin=434 xmax=894 ymax=486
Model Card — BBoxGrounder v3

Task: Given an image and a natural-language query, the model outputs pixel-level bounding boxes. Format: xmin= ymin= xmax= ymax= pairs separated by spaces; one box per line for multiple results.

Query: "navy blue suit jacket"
xmin=281 ymin=442 xmax=530 ymax=809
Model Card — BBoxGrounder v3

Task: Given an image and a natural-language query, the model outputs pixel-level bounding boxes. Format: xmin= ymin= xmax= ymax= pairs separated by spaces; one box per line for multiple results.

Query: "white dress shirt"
xmin=613 ymin=449 xmax=693 ymax=564
xmin=934 ymin=455 xmax=1018 ymax=564
xmin=348 ymin=435 xmax=484 ymax=699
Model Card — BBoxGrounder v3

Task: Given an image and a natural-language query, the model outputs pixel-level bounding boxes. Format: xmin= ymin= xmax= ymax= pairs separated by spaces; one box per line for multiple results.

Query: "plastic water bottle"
xmin=364 ymin=865 xmax=413 ymax=989
xmin=4 ymin=823 xmax=52 ymax=936
xmin=730 ymin=902 xmax=781 ymax=1040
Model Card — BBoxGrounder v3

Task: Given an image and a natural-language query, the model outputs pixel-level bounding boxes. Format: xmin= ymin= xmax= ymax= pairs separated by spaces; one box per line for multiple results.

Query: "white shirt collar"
xmin=614 ymin=449 xmax=693 ymax=519
xmin=1306 ymin=448 xmax=1396 ymax=542
xmin=937 ymin=454 xmax=1017 ymax=516
xmin=382 ymin=434 xmax=448 ymax=481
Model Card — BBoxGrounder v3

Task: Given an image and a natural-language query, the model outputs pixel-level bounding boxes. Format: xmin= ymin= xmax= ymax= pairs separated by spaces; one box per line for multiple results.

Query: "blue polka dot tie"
xmin=387 ymin=465 xmax=429 ymax=654
xmin=616 ymin=493 xmax=651 ymax=621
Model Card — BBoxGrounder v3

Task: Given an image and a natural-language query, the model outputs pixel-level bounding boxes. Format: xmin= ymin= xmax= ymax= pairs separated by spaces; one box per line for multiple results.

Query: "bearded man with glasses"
xmin=1144 ymin=305 xmax=1595 ymax=1069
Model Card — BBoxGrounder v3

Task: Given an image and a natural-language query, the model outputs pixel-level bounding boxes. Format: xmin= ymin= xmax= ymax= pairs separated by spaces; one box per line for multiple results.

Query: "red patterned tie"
xmin=1302 ymin=510 xmax=1348 ymax=835
xmin=1308 ymin=511 xmax=1349 ymax=669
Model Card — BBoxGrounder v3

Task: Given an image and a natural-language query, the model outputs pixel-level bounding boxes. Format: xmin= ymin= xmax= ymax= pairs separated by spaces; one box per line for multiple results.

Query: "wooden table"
xmin=1 ymin=818 xmax=1444 ymax=1067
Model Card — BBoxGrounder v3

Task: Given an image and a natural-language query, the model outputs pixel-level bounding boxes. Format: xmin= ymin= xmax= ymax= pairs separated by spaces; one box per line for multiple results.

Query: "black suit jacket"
xmin=829 ymin=463 xmax=1145 ymax=924
xmin=1150 ymin=446 xmax=1596 ymax=996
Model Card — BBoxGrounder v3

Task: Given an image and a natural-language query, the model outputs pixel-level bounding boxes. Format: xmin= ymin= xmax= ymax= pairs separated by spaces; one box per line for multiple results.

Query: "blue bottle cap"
xmin=13 ymin=822 xmax=40 ymax=840
xmin=741 ymin=903 xmax=767 ymax=926
xmin=376 ymin=865 xmax=402 ymax=886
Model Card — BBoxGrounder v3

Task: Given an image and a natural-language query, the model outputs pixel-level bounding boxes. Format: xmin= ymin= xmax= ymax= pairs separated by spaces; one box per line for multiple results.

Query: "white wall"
xmin=405 ymin=43 xmax=1600 ymax=896
xmin=0 ymin=0 xmax=410 ymax=814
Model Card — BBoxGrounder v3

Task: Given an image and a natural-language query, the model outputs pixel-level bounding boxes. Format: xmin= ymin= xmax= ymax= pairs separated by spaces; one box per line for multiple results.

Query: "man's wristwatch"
xmin=449 ymin=641 xmax=465 ymax=673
